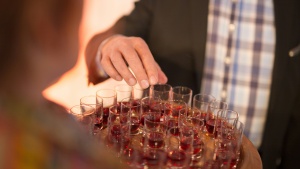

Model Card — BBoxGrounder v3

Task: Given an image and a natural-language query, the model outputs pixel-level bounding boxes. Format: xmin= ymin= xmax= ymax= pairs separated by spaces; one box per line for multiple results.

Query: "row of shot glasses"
xmin=69 ymin=83 xmax=244 ymax=169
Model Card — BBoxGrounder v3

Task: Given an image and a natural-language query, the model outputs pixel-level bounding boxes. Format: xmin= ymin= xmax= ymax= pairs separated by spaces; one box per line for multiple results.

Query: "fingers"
xmin=132 ymin=37 xmax=159 ymax=85
xmin=110 ymin=51 xmax=137 ymax=86
xmin=132 ymin=38 xmax=168 ymax=85
xmin=101 ymin=35 xmax=139 ymax=86
xmin=101 ymin=52 xmax=123 ymax=81
xmin=122 ymin=37 xmax=156 ymax=88
xmin=99 ymin=35 xmax=167 ymax=88
xmin=101 ymin=40 xmax=137 ymax=85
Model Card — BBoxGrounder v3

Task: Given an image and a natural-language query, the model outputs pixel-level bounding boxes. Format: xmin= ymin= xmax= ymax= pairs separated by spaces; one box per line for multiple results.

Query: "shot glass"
xmin=150 ymin=84 xmax=172 ymax=101
xmin=179 ymin=107 xmax=203 ymax=131
xmin=69 ymin=104 xmax=95 ymax=136
xmin=165 ymin=126 xmax=193 ymax=168
xmin=142 ymin=147 xmax=167 ymax=167
xmin=218 ymin=109 xmax=239 ymax=121
xmin=140 ymin=96 xmax=163 ymax=127
xmin=132 ymin=83 xmax=149 ymax=100
xmin=213 ymin=139 xmax=235 ymax=169
xmin=218 ymin=119 xmax=244 ymax=168
xmin=171 ymin=86 xmax=193 ymax=107
xmin=192 ymin=94 xmax=216 ymax=126
xmin=183 ymin=115 xmax=205 ymax=137
xmin=162 ymin=100 xmax=187 ymax=131
xmin=80 ymin=95 xmax=103 ymax=134
xmin=120 ymin=146 xmax=143 ymax=168
xmin=115 ymin=84 xmax=133 ymax=103
xmin=106 ymin=116 xmax=131 ymax=157
xmin=121 ymin=97 xmax=142 ymax=135
xmin=163 ymin=99 xmax=188 ymax=118
xmin=142 ymin=117 xmax=166 ymax=149
xmin=206 ymin=100 xmax=228 ymax=137
xmin=180 ymin=116 xmax=205 ymax=161
xmin=213 ymin=109 xmax=239 ymax=138
xmin=96 ymin=89 xmax=117 ymax=126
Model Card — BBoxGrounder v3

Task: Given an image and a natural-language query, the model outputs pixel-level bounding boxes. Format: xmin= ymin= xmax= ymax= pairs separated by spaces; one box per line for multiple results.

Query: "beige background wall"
xmin=43 ymin=0 xmax=136 ymax=109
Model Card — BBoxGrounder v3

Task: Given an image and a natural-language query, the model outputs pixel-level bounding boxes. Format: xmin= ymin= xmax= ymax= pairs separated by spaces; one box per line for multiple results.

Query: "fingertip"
xmin=140 ymin=80 xmax=150 ymax=89
xmin=158 ymin=72 xmax=168 ymax=84
xmin=128 ymin=77 xmax=137 ymax=86
xmin=115 ymin=75 xmax=123 ymax=81
xmin=149 ymin=76 xmax=158 ymax=85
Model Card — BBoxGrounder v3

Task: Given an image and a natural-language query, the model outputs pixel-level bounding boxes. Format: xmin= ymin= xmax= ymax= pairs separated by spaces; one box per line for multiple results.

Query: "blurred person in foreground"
xmin=85 ymin=0 xmax=300 ymax=168
xmin=0 ymin=0 xmax=126 ymax=168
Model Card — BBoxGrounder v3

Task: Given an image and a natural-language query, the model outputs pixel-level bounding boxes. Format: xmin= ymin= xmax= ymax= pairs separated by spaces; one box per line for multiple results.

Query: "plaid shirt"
xmin=202 ymin=0 xmax=275 ymax=148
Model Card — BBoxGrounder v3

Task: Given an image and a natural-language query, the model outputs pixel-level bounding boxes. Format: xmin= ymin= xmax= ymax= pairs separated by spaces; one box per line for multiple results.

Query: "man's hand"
xmin=95 ymin=35 xmax=167 ymax=88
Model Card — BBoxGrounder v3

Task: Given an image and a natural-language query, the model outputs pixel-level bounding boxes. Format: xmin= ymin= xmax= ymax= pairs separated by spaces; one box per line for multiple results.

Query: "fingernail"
xmin=129 ymin=78 xmax=136 ymax=86
xmin=149 ymin=76 xmax=158 ymax=85
xmin=141 ymin=80 xmax=149 ymax=89
xmin=115 ymin=75 xmax=122 ymax=81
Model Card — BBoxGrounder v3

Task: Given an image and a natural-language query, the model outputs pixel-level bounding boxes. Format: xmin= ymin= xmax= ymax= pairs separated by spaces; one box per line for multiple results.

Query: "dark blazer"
xmin=86 ymin=0 xmax=300 ymax=168
xmin=260 ymin=0 xmax=300 ymax=169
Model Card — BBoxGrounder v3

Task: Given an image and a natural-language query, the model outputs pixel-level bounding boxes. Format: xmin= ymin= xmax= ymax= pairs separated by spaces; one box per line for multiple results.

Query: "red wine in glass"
xmin=130 ymin=116 xmax=140 ymax=134
xmin=180 ymin=138 xmax=192 ymax=151
xmin=142 ymin=104 xmax=150 ymax=113
xmin=148 ymin=131 xmax=164 ymax=148
xmin=103 ymin=107 xmax=110 ymax=125
xmin=193 ymin=137 xmax=204 ymax=154
xmin=215 ymin=149 xmax=235 ymax=169
xmin=108 ymin=135 xmax=130 ymax=152
xmin=164 ymin=119 xmax=178 ymax=131
xmin=143 ymin=149 xmax=167 ymax=166
xmin=93 ymin=107 xmax=102 ymax=127
xmin=169 ymin=127 xmax=180 ymax=136
xmin=110 ymin=124 xmax=129 ymax=136
xmin=202 ymin=160 xmax=222 ymax=169
xmin=230 ymin=157 xmax=239 ymax=169
xmin=206 ymin=119 xmax=216 ymax=134
xmin=146 ymin=113 xmax=161 ymax=122
xmin=110 ymin=124 xmax=122 ymax=136
xmin=167 ymin=150 xmax=187 ymax=167
xmin=213 ymin=119 xmax=224 ymax=138
xmin=140 ymin=115 xmax=145 ymax=126
xmin=140 ymin=135 xmax=145 ymax=146
xmin=121 ymin=148 xmax=143 ymax=166
xmin=94 ymin=117 xmax=103 ymax=131
xmin=199 ymin=112 xmax=207 ymax=125
xmin=145 ymin=115 xmax=161 ymax=129
xmin=113 ymin=136 xmax=130 ymax=151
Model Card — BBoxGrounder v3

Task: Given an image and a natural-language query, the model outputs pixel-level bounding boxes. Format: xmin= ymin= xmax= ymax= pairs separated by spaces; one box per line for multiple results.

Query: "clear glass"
xmin=80 ymin=95 xmax=104 ymax=134
xmin=171 ymin=86 xmax=193 ymax=107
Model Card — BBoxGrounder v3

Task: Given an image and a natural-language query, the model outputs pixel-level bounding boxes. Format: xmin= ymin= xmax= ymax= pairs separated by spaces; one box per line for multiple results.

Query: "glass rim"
xmin=69 ymin=104 xmax=95 ymax=116
xmin=96 ymin=89 xmax=116 ymax=98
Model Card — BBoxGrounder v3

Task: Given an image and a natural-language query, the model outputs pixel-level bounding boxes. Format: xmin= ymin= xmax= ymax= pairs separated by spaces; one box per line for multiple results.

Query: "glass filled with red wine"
xmin=142 ymin=117 xmax=166 ymax=149
xmin=192 ymin=94 xmax=216 ymax=128
xmin=206 ymin=100 xmax=228 ymax=138
xmin=140 ymin=96 xmax=163 ymax=127
xmin=80 ymin=95 xmax=104 ymax=135
xmin=165 ymin=126 xmax=193 ymax=168
xmin=96 ymin=89 xmax=117 ymax=126
xmin=120 ymin=97 xmax=142 ymax=135
xmin=106 ymin=110 xmax=131 ymax=157
xmin=215 ymin=119 xmax=244 ymax=168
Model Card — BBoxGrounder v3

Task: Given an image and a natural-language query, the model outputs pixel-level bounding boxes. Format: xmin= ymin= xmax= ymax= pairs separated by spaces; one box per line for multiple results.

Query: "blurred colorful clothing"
xmin=0 ymin=99 xmax=124 ymax=169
